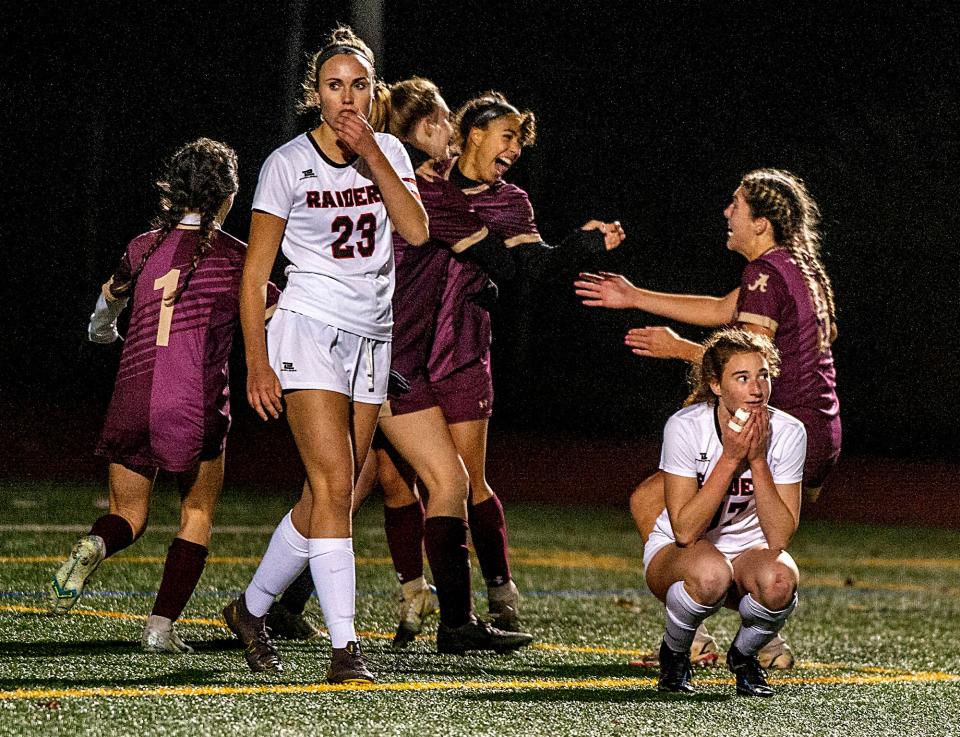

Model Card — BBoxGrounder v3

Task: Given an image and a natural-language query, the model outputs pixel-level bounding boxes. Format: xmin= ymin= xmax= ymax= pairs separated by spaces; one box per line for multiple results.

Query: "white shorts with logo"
xmin=267 ymin=309 xmax=390 ymax=403
xmin=642 ymin=515 xmax=769 ymax=577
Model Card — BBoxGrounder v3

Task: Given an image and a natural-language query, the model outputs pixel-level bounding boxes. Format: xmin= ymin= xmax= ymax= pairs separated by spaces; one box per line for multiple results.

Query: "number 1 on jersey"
xmin=153 ymin=268 xmax=181 ymax=346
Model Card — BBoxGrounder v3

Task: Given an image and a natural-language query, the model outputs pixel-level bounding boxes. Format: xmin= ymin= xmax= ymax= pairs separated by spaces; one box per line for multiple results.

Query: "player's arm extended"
xmin=576 ymin=273 xmax=739 ymax=327
xmin=665 ymin=458 xmax=738 ymax=547
xmin=240 ymin=211 xmax=285 ymax=420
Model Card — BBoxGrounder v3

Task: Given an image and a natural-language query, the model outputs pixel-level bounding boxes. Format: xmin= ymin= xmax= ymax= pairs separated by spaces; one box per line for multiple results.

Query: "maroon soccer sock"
xmin=89 ymin=514 xmax=135 ymax=558
xmin=424 ymin=516 xmax=473 ymax=627
xmin=468 ymin=495 xmax=512 ymax=588
xmin=384 ymin=499 xmax=426 ymax=584
xmin=277 ymin=566 xmax=315 ymax=615
xmin=151 ymin=537 xmax=208 ymax=621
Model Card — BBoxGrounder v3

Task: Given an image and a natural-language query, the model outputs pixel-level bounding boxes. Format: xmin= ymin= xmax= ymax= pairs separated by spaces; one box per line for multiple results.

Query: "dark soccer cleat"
xmin=436 ymin=616 xmax=533 ymax=655
xmin=222 ymin=596 xmax=283 ymax=673
xmin=657 ymin=640 xmax=695 ymax=694
xmin=488 ymin=580 xmax=523 ymax=633
xmin=727 ymin=644 xmax=775 ymax=697
xmin=327 ymin=640 xmax=375 ymax=684
xmin=265 ymin=602 xmax=323 ymax=641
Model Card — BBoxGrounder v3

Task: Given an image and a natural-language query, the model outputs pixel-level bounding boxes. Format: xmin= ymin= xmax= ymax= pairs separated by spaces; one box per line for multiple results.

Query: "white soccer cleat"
xmin=691 ymin=622 xmax=720 ymax=667
xmin=48 ymin=535 xmax=106 ymax=614
xmin=142 ymin=614 xmax=195 ymax=654
xmin=392 ymin=577 xmax=439 ymax=649
xmin=758 ymin=633 xmax=795 ymax=670
xmin=488 ymin=580 xmax=522 ymax=632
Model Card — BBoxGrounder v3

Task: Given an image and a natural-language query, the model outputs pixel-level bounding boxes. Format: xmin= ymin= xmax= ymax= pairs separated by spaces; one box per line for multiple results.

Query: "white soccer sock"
xmin=732 ymin=592 xmax=798 ymax=656
xmin=244 ymin=511 xmax=310 ymax=618
xmin=663 ymin=581 xmax=723 ymax=653
xmin=308 ymin=537 xmax=357 ymax=649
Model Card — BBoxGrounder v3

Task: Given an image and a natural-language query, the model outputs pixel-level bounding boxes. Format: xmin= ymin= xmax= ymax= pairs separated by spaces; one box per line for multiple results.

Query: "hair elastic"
xmin=314 ymin=45 xmax=373 ymax=88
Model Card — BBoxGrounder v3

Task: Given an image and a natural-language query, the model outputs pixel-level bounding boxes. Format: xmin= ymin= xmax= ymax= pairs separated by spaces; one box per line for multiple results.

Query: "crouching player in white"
xmin=644 ymin=328 xmax=804 ymax=697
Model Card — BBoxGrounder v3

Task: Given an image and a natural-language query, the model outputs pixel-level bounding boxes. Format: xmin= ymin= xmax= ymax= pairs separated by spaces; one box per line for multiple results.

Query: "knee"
xmin=179 ymin=503 xmax=215 ymax=535
xmin=686 ymin=559 xmax=734 ymax=605
xmin=753 ymin=563 xmax=799 ymax=610
xmin=629 ymin=475 xmax=663 ymax=516
xmin=419 ymin=462 xmax=469 ymax=504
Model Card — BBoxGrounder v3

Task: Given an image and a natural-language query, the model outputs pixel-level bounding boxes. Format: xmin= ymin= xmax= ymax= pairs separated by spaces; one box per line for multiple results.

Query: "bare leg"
xmin=629 ymin=471 xmax=665 ymax=545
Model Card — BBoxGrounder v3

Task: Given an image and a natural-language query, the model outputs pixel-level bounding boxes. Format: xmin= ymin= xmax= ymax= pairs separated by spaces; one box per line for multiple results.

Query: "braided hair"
xmin=685 ymin=328 xmax=781 ymax=407
xmin=739 ymin=168 xmax=837 ymax=352
xmin=454 ymin=91 xmax=537 ymax=152
xmin=113 ymin=138 xmax=238 ymax=304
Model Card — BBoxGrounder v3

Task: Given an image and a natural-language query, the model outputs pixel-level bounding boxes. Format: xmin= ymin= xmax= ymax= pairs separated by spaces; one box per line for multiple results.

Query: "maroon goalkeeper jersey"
xmin=97 ymin=228 xmax=249 ymax=472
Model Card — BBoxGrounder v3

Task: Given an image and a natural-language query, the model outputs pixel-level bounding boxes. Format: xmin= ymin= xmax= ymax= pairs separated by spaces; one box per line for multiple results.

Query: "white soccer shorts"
xmin=267 ymin=309 xmax=390 ymax=403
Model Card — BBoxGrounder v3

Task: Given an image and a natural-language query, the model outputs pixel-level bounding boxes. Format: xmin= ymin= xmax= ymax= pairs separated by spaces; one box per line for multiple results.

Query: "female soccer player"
xmin=645 ymin=328 xmax=803 ymax=697
xmin=270 ymin=88 xmax=624 ymax=653
xmin=48 ymin=137 xmax=254 ymax=654
xmin=220 ymin=27 xmax=427 ymax=684
xmin=419 ymin=91 xmax=625 ymax=638
xmin=575 ymin=168 xmax=837 ymax=667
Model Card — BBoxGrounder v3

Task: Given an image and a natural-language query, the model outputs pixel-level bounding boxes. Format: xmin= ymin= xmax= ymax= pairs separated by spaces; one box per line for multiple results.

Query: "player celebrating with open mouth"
xmin=644 ymin=328 xmax=804 ymax=697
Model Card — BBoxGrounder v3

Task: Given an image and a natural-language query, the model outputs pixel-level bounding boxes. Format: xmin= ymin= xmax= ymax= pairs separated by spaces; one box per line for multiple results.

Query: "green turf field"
xmin=2 ymin=480 xmax=959 ymax=737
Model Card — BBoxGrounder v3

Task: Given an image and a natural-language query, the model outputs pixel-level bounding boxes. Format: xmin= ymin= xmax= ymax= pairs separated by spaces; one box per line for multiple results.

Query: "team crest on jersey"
xmin=300 ymin=169 xmax=316 ymax=180
xmin=747 ymin=273 xmax=770 ymax=292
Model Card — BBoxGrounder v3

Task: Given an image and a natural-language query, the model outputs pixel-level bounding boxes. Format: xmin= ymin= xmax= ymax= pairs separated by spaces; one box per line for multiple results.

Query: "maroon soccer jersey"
xmin=426 ymin=164 xmax=541 ymax=382
xmin=96 ymin=228 xmax=248 ymax=472
xmin=736 ymin=249 xmax=841 ymax=483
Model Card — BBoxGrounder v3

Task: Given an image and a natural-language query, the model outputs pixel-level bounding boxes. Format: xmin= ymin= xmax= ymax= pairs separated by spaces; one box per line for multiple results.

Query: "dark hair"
xmin=381 ymin=77 xmax=445 ymax=142
xmin=685 ymin=328 xmax=781 ymax=406
xmin=112 ymin=138 xmax=238 ymax=304
xmin=740 ymin=168 xmax=837 ymax=351
xmin=299 ymin=25 xmax=379 ymax=116
xmin=454 ymin=91 xmax=536 ymax=151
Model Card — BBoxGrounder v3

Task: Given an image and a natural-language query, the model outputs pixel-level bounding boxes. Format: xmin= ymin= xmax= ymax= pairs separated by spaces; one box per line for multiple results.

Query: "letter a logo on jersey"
xmin=747 ymin=273 xmax=770 ymax=292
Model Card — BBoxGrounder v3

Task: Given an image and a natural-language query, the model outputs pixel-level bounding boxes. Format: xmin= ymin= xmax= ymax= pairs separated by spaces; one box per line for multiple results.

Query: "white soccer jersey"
xmin=653 ymin=402 xmax=806 ymax=556
xmin=252 ymin=131 xmax=418 ymax=340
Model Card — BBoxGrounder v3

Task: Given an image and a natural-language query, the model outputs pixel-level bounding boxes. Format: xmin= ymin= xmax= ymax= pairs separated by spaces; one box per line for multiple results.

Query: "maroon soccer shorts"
xmin=433 ymin=358 xmax=494 ymax=425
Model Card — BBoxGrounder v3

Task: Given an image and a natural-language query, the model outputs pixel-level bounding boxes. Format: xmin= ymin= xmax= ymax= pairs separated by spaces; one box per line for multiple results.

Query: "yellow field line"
xmin=0 ymin=604 xmax=930 ymax=679
xmin=0 ymin=556 xmax=394 ymax=566
xmin=10 ymin=548 xmax=960 ymax=574
xmin=3 ymin=670 xmax=958 ymax=702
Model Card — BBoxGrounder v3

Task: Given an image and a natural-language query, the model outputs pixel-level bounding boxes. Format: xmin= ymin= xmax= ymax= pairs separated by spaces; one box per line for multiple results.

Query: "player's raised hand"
xmin=246 ymin=361 xmax=283 ymax=421
xmin=625 ymin=326 xmax=684 ymax=359
xmin=579 ymin=220 xmax=626 ymax=250
xmin=746 ymin=408 xmax=771 ymax=464
xmin=721 ymin=407 xmax=756 ymax=462
xmin=331 ymin=110 xmax=379 ymax=159
xmin=574 ymin=271 xmax=639 ymax=309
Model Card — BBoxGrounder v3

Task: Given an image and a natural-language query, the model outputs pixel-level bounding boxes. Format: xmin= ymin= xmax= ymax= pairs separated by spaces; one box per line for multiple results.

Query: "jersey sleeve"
xmin=736 ymin=260 xmax=788 ymax=334
xmin=382 ymin=134 xmax=421 ymax=201
xmin=659 ymin=413 xmax=699 ymax=478
xmin=770 ymin=418 xmax=806 ymax=484
xmin=251 ymin=149 xmax=296 ymax=220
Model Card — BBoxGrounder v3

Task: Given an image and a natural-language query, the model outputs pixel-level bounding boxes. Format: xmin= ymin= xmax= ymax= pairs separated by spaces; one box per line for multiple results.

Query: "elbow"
xmin=405 ymin=216 xmax=430 ymax=247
